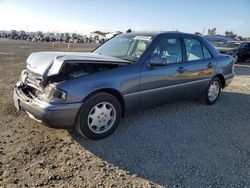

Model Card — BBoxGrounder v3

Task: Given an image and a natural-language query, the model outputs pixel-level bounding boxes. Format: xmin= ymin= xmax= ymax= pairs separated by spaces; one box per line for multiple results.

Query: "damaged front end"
xmin=14 ymin=79 xmax=81 ymax=127
xmin=18 ymin=69 xmax=67 ymax=103
xmin=17 ymin=52 xmax=129 ymax=103
xmin=14 ymin=52 xmax=130 ymax=126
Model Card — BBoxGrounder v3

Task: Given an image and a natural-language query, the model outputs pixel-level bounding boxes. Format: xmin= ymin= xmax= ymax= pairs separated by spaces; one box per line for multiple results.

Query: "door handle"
xmin=207 ymin=63 xmax=214 ymax=68
xmin=177 ymin=67 xmax=186 ymax=73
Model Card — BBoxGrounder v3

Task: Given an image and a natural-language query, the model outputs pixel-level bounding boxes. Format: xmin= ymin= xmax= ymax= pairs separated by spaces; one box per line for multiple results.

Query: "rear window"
xmin=184 ymin=38 xmax=203 ymax=61
xmin=203 ymin=45 xmax=212 ymax=59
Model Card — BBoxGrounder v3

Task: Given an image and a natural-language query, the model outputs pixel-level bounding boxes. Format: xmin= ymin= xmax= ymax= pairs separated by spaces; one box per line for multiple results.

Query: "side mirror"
xmin=149 ymin=56 xmax=168 ymax=66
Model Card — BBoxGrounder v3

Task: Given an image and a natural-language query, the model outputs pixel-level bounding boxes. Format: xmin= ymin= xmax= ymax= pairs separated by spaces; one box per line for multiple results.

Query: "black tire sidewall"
xmin=205 ymin=78 xmax=222 ymax=105
xmin=77 ymin=92 xmax=122 ymax=140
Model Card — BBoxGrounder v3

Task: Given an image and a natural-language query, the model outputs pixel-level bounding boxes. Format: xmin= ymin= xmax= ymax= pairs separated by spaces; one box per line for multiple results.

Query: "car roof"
xmin=120 ymin=31 xmax=203 ymax=38
xmin=116 ymin=31 xmax=221 ymax=58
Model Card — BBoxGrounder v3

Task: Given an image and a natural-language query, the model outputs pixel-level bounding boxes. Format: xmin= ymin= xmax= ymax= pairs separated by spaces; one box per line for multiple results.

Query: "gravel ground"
xmin=0 ymin=39 xmax=250 ymax=187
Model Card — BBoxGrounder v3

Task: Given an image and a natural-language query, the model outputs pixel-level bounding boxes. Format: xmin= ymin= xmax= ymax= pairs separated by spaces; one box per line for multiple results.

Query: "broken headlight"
xmin=20 ymin=70 xmax=28 ymax=84
xmin=41 ymin=84 xmax=67 ymax=102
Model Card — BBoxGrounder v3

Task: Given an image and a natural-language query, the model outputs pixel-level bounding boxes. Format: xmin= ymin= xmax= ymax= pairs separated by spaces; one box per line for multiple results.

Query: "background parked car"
xmin=216 ymin=41 xmax=250 ymax=62
xmin=204 ymin=35 xmax=233 ymax=47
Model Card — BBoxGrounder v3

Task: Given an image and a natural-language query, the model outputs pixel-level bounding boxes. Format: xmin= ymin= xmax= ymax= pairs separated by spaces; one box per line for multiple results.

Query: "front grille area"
xmin=23 ymin=69 xmax=44 ymax=92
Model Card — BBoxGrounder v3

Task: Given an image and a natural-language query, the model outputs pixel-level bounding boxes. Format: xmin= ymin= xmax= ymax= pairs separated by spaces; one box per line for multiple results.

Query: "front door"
xmin=139 ymin=37 xmax=187 ymax=108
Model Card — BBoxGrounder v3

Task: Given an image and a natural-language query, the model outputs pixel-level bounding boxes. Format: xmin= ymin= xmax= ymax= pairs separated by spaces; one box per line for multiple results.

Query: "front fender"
xmin=55 ymin=63 xmax=140 ymax=110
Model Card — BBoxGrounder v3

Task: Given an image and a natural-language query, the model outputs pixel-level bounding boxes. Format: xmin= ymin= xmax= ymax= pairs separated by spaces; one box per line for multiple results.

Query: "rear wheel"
xmin=76 ymin=92 xmax=122 ymax=140
xmin=205 ymin=77 xmax=222 ymax=105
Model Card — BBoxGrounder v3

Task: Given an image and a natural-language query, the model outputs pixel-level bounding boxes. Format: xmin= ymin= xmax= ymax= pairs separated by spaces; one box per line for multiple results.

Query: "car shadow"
xmin=69 ymin=91 xmax=250 ymax=187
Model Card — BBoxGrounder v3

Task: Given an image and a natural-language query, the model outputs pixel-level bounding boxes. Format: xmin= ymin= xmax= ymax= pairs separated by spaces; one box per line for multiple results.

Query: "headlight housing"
xmin=20 ymin=70 xmax=28 ymax=84
xmin=40 ymin=84 xmax=67 ymax=102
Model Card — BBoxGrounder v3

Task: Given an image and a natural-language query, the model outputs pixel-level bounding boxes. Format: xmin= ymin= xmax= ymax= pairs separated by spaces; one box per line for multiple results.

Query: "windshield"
xmin=93 ymin=35 xmax=153 ymax=62
xmin=219 ymin=42 xmax=241 ymax=48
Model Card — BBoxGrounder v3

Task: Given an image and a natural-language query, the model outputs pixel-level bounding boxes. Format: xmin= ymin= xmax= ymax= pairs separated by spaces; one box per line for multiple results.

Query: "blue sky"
xmin=0 ymin=0 xmax=249 ymax=36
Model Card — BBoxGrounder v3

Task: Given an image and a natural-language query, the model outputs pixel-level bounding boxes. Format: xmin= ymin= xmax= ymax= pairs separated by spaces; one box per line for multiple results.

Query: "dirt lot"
xmin=0 ymin=38 xmax=250 ymax=188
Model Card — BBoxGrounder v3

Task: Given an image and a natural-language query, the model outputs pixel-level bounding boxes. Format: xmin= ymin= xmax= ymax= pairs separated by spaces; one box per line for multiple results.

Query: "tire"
xmin=205 ymin=77 xmax=222 ymax=105
xmin=76 ymin=92 xmax=122 ymax=140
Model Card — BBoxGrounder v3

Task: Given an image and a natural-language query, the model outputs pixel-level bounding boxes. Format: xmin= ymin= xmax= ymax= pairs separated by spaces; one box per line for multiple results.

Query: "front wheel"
xmin=205 ymin=77 xmax=222 ymax=105
xmin=76 ymin=92 xmax=122 ymax=140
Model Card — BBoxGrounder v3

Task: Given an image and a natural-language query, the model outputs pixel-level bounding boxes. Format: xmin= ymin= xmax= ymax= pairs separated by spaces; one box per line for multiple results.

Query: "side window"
xmin=151 ymin=38 xmax=182 ymax=64
xmin=240 ymin=42 xmax=248 ymax=49
xmin=184 ymin=38 xmax=203 ymax=61
xmin=203 ymin=45 xmax=212 ymax=59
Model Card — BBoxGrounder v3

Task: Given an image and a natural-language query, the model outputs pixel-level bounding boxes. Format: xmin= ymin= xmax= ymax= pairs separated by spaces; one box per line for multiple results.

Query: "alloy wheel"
xmin=208 ymin=81 xmax=220 ymax=101
xmin=87 ymin=102 xmax=116 ymax=134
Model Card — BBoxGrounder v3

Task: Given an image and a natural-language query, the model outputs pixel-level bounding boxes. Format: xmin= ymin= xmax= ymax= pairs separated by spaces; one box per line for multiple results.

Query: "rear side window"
xmin=184 ymin=38 xmax=203 ymax=61
xmin=203 ymin=45 xmax=212 ymax=59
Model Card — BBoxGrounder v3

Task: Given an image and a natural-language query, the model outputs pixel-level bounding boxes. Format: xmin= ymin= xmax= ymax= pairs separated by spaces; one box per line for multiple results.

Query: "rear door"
xmin=182 ymin=38 xmax=215 ymax=98
xmin=139 ymin=36 xmax=188 ymax=108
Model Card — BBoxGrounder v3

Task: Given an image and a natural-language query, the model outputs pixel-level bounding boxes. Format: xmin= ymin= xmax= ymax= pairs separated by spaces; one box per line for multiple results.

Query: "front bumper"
xmin=13 ymin=82 xmax=82 ymax=128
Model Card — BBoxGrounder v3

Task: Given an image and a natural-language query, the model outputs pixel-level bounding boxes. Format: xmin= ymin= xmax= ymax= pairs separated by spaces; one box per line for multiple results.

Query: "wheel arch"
xmin=213 ymin=74 xmax=225 ymax=88
xmin=82 ymin=88 xmax=126 ymax=117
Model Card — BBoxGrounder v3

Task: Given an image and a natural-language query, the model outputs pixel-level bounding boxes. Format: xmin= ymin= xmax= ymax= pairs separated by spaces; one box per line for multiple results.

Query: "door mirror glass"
xmin=149 ymin=56 xmax=167 ymax=66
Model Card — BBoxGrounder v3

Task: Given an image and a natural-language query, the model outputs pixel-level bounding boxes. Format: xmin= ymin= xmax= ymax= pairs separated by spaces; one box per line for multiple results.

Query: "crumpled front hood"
xmin=26 ymin=51 xmax=131 ymax=77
